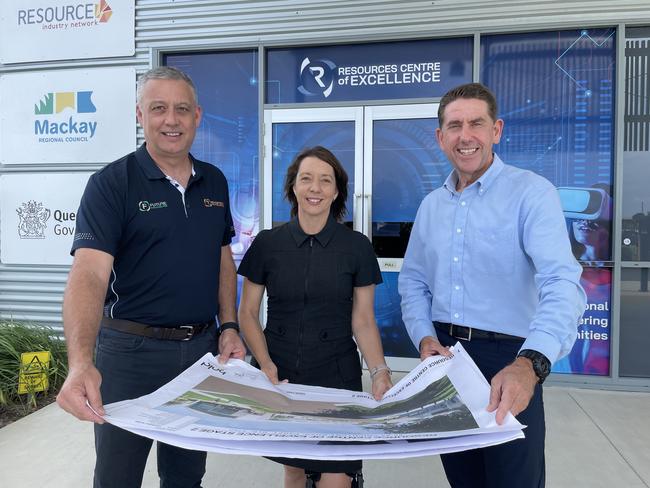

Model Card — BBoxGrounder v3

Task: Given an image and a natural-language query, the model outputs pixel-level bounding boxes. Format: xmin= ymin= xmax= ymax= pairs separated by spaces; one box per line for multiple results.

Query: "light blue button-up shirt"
xmin=398 ymin=154 xmax=586 ymax=364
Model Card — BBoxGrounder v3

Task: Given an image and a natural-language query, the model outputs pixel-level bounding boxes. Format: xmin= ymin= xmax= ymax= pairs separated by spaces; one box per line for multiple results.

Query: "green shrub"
xmin=0 ymin=320 xmax=68 ymax=411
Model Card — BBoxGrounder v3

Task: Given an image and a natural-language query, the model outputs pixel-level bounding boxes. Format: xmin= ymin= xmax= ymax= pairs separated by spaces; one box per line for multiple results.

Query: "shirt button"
xmin=456 ymin=228 xmax=462 ymax=233
xmin=454 ymin=313 xmax=459 ymax=319
xmin=460 ymin=201 xmax=466 ymax=206
xmin=455 ymin=285 xmax=460 ymax=290
xmin=453 ymin=257 xmax=459 ymax=262
xmin=479 ymin=189 xmax=484 ymax=195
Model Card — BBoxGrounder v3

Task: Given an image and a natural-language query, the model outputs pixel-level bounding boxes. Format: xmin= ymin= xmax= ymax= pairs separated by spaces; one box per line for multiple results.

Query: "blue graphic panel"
xmin=482 ymin=29 xmax=615 ymax=375
xmin=267 ymin=38 xmax=472 ymax=103
xmin=553 ymin=268 xmax=611 ymax=376
xmin=375 ymin=271 xmax=418 ymax=358
xmin=272 ymin=121 xmax=355 ymax=225
xmin=165 ymin=51 xmax=260 ymax=264
xmin=482 ymin=29 xmax=615 ymax=263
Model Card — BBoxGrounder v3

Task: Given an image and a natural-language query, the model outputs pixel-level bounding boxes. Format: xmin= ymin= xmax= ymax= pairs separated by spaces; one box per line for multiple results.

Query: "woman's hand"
xmin=259 ymin=359 xmax=286 ymax=385
xmin=371 ymin=369 xmax=393 ymax=400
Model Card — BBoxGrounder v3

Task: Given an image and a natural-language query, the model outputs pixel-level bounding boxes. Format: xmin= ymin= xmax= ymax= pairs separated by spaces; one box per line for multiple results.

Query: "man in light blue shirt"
xmin=399 ymin=83 xmax=586 ymax=487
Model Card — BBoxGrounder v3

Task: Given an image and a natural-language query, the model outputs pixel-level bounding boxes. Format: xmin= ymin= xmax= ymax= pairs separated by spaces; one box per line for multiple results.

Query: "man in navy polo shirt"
xmin=56 ymin=66 xmax=246 ymax=488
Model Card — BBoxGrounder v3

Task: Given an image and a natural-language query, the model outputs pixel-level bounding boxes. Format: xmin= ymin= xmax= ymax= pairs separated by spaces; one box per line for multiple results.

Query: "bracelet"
xmin=219 ymin=322 xmax=240 ymax=333
xmin=369 ymin=365 xmax=392 ymax=379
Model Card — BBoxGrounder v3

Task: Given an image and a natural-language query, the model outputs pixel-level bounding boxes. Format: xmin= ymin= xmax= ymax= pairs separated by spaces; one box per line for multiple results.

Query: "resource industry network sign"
xmin=0 ymin=0 xmax=134 ymax=63
xmin=0 ymin=173 xmax=91 ymax=265
xmin=0 ymin=67 xmax=135 ymax=164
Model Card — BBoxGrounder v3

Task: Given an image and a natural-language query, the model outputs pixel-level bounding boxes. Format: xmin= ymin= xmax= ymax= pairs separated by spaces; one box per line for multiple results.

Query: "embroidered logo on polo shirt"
xmin=138 ymin=200 xmax=168 ymax=212
xmin=203 ymin=198 xmax=224 ymax=208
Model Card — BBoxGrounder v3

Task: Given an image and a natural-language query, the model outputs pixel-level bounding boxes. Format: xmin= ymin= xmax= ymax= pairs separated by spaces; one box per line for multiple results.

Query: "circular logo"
xmin=298 ymin=57 xmax=336 ymax=98
xmin=623 ymin=237 xmax=631 ymax=246
xmin=138 ymin=201 xmax=150 ymax=212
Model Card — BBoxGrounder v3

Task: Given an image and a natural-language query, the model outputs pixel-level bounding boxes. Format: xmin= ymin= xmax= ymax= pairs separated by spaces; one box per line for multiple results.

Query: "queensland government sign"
xmin=0 ymin=173 xmax=91 ymax=265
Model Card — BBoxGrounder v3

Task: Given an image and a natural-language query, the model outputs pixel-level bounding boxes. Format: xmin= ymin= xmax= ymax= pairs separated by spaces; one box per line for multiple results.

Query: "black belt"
xmin=101 ymin=317 xmax=215 ymax=341
xmin=434 ymin=321 xmax=522 ymax=342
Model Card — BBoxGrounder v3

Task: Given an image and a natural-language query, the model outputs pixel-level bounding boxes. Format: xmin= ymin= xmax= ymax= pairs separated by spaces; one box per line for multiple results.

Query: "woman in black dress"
xmin=238 ymin=146 xmax=392 ymax=488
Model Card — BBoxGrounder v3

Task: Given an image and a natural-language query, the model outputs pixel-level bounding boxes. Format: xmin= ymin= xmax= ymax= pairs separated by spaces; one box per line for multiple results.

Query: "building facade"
xmin=1 ymin=0 xmax=649 ymax=389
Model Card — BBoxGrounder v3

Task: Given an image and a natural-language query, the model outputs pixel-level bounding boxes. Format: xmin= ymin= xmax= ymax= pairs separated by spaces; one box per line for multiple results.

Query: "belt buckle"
xmin=180 ymin=325 xmax=194 ymax=341
xmin=451 ymin=324 xmax=472 ymax=341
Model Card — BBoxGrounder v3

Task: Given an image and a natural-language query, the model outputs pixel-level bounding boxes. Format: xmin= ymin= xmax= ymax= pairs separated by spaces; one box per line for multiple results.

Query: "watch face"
xmin=534 ymin=357 xmax=550 ymax=378
xmin=519 ymin=349 xmax=550 ymax=382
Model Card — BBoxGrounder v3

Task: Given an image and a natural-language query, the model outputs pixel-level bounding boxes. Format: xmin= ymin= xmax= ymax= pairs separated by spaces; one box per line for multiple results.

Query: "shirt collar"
xmin=476 ymin=153 xmax=504 ymax=193
xmin=442 ymin=153 xmax=505 ymax=196
xmin=135 ymin=143 xmax=202 ymax=183
xmin=288 ymin=214 xmax=338 ymax=248
xmin=442 ymin=170 xmax=459 ymax=195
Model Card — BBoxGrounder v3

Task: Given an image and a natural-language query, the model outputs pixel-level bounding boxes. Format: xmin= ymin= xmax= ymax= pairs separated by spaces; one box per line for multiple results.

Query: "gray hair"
xmin=136 ymin=66 xmax=198 ymax=105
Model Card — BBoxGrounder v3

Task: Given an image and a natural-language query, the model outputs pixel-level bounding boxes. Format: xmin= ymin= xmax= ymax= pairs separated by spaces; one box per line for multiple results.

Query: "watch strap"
xmin=517 ymin=349 xmax=551 ymax=384
xmin=219 ymin=322 xmax=240 ymax=333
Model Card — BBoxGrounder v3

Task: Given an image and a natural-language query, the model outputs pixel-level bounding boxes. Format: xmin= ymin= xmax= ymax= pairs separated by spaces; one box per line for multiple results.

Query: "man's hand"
xmin=217 ymin=329 xmax=246 ymax=364
xmin=487 ymin=356 xmax=538 ymax=424
xmin=56 ymin=363 xmax=105 ymax=424
xmin=419 ymin=336 xmax=452 ymax=361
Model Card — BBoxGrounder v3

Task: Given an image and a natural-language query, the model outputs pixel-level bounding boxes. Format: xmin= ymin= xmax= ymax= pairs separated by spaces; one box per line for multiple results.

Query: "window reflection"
xmin=371 ymin=118 xmax=445 ymax=258
xmin=620 ymin=268 xmax=650 ymax=377
xmin=622 ymin=28 xmax=650 ymax=261
xmin=621 ymin=152 xmax=650 ymax=261
xmin=271 ymin=121 xmax=355 ymax=227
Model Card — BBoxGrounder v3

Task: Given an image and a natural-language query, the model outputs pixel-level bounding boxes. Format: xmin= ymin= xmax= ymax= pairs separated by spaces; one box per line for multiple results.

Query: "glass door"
xmin=263 ymin=104 xmax=447 ymax=370
xmin=363 ymin=104 xmax=446 ymax=370
xmin=263 ymin=107 xmax=363 ymax=230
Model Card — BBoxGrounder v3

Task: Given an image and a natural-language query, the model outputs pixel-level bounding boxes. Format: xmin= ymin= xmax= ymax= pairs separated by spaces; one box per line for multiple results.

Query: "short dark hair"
xmin=438 ymin=83 xmax=498 ymax=127
xmin=283 ymin=146 xmax=348 ymax=222
xmin=137 ymin=66 xmax=198 ymax=105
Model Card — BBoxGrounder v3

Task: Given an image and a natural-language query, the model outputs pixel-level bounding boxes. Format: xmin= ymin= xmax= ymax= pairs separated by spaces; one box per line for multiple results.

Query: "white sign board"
xmin=0 ymin=0 xmax=134 ymax=64
xmin=0 ymin=67 xmax=136 ymax=164
xmin=0 ymin=173 xmax=91 ymax=265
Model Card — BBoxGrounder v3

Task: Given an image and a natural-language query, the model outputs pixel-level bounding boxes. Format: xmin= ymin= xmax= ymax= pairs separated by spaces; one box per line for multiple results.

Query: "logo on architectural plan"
xmin=16 ymin=201 xmax=51 ymax=239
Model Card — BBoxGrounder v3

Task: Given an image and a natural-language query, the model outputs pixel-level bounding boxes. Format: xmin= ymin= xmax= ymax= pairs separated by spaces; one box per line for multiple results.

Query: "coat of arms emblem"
xmin=16 ymin=201 xmax=51 ymax=239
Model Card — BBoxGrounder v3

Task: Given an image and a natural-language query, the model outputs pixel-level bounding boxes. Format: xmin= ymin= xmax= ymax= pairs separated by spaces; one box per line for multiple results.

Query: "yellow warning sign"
xmin=18 ymin=351 xmax=51 ymax=394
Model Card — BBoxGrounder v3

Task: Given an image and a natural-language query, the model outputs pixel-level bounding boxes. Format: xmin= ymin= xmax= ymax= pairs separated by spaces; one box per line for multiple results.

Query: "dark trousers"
xmin=436 ymin=327 xmax=546 ymax=488
xmin=93 ymin=326 xmax=218 ymax=488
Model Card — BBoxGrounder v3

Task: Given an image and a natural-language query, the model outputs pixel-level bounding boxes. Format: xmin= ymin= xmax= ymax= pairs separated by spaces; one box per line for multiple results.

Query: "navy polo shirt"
xmin=72 ymin=144 xmax=235 ymax=326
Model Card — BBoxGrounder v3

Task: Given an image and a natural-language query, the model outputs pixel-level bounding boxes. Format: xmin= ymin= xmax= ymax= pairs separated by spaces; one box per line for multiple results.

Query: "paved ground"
xmin=1 ymin=385 xmax=649 ymax=487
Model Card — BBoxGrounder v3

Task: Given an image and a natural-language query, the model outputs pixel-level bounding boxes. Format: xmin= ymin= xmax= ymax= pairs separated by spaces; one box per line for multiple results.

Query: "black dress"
xmin=238 ymin=215 xmax=382 ymax=473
